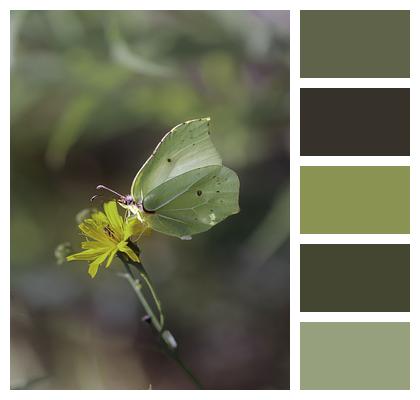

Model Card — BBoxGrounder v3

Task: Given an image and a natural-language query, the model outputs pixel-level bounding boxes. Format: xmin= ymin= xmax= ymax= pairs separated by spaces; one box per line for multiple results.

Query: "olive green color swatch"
xmin=300 ymin=167 xmax=410 ymax=234
xmin=300 ymin=10 xmax=410 ymax=78
xmin=300 ymin=244 xmax=410 ymax=312
xmin=300 ymin=322 xmax=410 ymax=389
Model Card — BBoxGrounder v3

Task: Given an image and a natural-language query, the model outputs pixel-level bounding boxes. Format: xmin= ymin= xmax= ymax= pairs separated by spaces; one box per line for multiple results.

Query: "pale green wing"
xmin=131 ymin=118 xmax=222 ymax=201
xmin=142 ymin=165 xmax=240 ymax=238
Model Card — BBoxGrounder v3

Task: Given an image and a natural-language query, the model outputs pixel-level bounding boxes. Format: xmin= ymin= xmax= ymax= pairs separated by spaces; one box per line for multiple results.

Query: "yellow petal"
xmin=117 ymin=241 xmax=140 ymax=263
xmin=88 ymin=263 xmax=99 ymax=278
xmin=67 ymin=248 xmax=106 ymax=261
xmin=87 ymin=251 xmax=110 ymax=278
xmin=105 ymin=248 xmax=118 ymax=268
xmin=104 ymin=201 xmax=124 ymax=238
xmin=91 ymin=211 xmax=108 ymax=226
xmin=81 ymin=241 xmax=111 ymax=250
xmin=79 ymin=220 xmax=111 ymax=243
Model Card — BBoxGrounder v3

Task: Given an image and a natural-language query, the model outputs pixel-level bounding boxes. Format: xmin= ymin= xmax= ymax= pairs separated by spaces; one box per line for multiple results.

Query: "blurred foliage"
xmin=11 ymin=11 xmax=289 ymax=389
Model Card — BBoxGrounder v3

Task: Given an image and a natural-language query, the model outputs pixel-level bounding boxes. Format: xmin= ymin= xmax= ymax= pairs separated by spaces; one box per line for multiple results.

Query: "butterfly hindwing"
xmin=142 ymin=165 xmax=240 ymax=238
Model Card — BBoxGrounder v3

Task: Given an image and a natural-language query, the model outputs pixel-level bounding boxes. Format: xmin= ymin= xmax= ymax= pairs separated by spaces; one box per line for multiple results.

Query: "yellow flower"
xmin=67 ymin=201 xmax=147 ymax=278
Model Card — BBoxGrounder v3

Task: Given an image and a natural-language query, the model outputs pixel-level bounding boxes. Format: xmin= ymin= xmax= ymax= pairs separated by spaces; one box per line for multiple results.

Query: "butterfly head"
xmin=93 ymin=185 xmax=142 ymax=218
xmin=94 ymin=185 xmax=136 ymax=208
xmin=118 ymin=194 xmax=135 ymax=206
xmin=117 ymin=195 xmax=142 ymax=216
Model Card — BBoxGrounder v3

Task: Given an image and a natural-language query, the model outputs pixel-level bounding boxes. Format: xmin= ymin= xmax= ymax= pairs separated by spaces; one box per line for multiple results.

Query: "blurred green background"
xmin=11 ymin=10 xmax=289 ymax=389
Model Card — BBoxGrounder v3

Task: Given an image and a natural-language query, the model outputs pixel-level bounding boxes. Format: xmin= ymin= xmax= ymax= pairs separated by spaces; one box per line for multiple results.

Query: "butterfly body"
xmin=118 ymin=118 xmax=240 ymax=238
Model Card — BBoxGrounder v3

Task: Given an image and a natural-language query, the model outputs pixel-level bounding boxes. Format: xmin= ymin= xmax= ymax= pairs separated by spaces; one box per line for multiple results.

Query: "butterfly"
xmin=96 ymin=118 xmax=240 ymax=239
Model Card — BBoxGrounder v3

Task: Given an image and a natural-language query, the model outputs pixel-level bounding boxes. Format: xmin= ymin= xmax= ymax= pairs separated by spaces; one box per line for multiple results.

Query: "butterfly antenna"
xmin=90 ymin=194 xmax=103 ymax=203
xmin=96 ymin=185 xmax=124 ymax=198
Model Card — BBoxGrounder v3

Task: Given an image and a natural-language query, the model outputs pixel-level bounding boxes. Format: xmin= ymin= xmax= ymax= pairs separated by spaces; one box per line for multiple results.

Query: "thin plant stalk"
xmin=129 ymin=260 xmax=164 ymax=327
xmin=117 ymin=254 xmax=203 ymax=389
xmin=119 ymin=262 xmax=162 ymax=333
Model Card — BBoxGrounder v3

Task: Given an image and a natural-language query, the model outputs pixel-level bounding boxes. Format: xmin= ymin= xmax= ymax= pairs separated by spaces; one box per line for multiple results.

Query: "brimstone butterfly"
xmin=96 ymin=118 xmax=240 ymax=239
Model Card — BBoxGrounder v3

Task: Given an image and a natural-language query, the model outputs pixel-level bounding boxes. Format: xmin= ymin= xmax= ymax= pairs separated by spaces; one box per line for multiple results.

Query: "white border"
xmin=2 ymin=0 xmax=419 ymax=398
xmin=300 ymin=313 xmax=411 ymax=323
xmin=300 ymin=235 xmax=411 ymax=244
xmin=3 ymin=0 xmax=418 ymax=11
xmin=300 ymin=79 xmax=410 ymax=88
xmin=300 ymin=157 xmax=411 ymax=166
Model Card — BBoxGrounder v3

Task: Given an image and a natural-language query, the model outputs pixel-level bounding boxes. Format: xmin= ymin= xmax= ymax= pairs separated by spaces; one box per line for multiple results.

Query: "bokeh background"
xmin=11 ymin=10 xmax=290 ymax=389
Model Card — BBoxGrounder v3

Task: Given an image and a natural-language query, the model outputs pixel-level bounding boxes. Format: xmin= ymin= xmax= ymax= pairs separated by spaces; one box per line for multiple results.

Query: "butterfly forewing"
xmin=131 ymin=118 xmax=222 ymax=201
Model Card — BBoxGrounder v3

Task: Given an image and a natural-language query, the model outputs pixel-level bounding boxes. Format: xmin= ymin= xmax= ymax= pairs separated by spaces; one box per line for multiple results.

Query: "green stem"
xmin=119 ymin=259 xmax=162 ymax=333
xmin=117 ymin=254 xmax=203 ymax=389
xmin=130 ymin=262 xmax=164 ymax=327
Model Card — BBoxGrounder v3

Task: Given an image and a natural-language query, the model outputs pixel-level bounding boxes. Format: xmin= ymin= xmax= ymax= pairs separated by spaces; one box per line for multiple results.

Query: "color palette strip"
xmin=300 ymin=10 xmax=410 ymax=78
xmin=300 ymin=322 xmax=410 ymax=389
xmin=300 ymin=244 xmax=410 ymax=312
xmin=300 ymin=166 xmax=410 ymax=234
xmin=300 ymin=88 xmax=410 ymax=156
xmin=299 ymin=9 xmax=411 ymax=391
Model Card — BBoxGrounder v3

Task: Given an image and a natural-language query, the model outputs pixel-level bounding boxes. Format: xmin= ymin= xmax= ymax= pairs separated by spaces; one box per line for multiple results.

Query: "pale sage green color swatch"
xmin=300 ymin=166 xmax=410 ymax=234
xmin=300 ymin=10 xmax=410 ymax=77
xmin=300 ymin=322 xmax=410 ymax=390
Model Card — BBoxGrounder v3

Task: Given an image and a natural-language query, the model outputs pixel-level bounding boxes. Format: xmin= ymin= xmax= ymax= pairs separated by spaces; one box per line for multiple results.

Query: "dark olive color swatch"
xmin=300 ymin=10 xmax=410 ymax=78
xmin=300 ymin=244 xmax=410 ymax=312
xmin=300 ymin=88 xmax=410 ymax=156
xmin=301 ymin=323 xmax=410 ymax=389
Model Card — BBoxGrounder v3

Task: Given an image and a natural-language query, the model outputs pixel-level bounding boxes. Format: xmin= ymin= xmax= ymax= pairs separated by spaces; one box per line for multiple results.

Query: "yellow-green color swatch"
xmin=300 ymin=10 xmax=410 ymax=78
xmin=300 ymin=322 xmax=410 ymax=390
xmin=300 ymin=166 xmax=409 ymax=234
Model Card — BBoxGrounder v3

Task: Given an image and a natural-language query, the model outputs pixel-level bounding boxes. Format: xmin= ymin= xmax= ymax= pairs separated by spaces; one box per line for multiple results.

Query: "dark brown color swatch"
xmin=300 ymin=88 xmax=410 ymax=156
xmin=300 ymin=244 xmax=410 ymax=312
